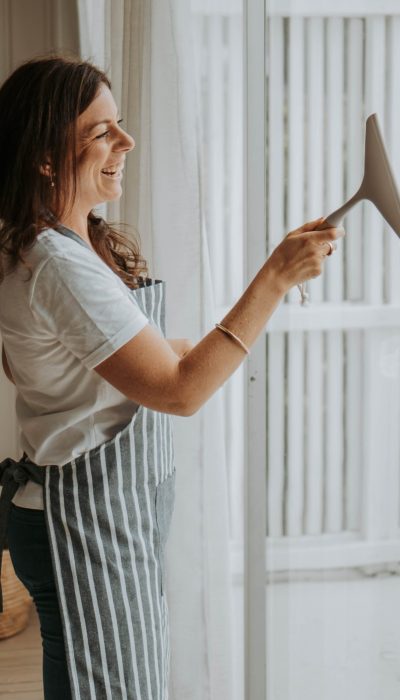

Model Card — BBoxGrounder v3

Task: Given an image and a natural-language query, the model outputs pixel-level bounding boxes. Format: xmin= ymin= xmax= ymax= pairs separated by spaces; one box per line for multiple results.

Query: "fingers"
xmin=287 ymin=216 xmax=325 ymax=237
xmin=296 ymin=228 xmax=341 ymax=282
xmin=311 ymin=226 xmax=345 ymax=243
xmin=298 ymin=216 xmax=326 ymax=233
xmin=292 ymin=218 xmax=345 ymax=242
xmin=272 ymin=218 xmax=345 ymax=292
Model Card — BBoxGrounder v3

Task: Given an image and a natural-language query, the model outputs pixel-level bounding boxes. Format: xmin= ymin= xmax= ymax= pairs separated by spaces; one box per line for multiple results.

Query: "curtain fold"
xmin=77 ymin=1 xmax=234 ymax=697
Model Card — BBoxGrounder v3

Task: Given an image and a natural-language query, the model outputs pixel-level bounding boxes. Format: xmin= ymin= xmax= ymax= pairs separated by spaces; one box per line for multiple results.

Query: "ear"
xmin=39 ymin=162 xmax=52 ymax=177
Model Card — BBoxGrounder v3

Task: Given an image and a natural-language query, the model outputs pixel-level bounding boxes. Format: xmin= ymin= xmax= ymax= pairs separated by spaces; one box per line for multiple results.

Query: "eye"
xmin=95 ymin=119 xmax=124 ymax=139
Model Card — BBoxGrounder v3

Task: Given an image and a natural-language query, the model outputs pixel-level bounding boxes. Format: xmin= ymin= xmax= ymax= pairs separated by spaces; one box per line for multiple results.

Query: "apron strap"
xmin=0 ymin=457 xmax=45 ymax=613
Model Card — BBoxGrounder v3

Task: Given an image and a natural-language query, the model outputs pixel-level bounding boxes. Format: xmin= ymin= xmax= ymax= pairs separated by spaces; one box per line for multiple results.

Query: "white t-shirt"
xmin=0 ymin=226 xmax=150 ymax=509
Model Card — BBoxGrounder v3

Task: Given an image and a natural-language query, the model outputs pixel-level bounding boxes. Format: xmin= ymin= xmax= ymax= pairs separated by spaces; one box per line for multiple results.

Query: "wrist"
xmin=261 ymin=260 xmax=289 ymax=299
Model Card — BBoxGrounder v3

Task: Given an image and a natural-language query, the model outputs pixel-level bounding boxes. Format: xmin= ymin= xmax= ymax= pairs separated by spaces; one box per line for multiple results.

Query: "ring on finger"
xmin=325 ymin=241 xmax=335 ymax=256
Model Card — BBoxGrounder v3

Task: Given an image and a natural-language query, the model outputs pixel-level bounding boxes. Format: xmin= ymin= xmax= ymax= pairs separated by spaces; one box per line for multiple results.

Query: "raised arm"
xmin=94 ymin=219 xmax=344 ymax=416
xmin=94 ymin=261 xmax=283 ymax=416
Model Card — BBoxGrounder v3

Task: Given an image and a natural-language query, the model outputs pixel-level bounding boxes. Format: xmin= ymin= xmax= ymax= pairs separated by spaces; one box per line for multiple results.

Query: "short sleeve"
xmin=30 ymin=253 xmax=149 ymax=370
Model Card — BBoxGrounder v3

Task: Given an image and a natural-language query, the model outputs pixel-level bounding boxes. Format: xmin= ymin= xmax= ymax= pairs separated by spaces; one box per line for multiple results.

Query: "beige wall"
xmin=0 ymin=0 xmax=80 ymax=458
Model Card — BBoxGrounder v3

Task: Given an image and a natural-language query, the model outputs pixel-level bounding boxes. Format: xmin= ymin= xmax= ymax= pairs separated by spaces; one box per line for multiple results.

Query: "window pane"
xmin=266 ymin=3 xmax=400 ymax=699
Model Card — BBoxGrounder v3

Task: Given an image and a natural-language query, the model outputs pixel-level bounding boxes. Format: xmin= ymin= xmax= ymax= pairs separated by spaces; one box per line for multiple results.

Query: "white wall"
xmin=0 ymin=0 xmax=80 ymax=459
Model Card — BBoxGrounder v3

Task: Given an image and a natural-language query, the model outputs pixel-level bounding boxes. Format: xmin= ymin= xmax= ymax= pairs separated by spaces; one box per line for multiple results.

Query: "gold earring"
xmin=50 ymin=173 xmax=55 ymax=188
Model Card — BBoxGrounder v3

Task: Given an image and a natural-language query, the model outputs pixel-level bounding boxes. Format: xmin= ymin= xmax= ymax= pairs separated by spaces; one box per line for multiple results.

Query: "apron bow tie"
xmin=0 ymin=456 xmax=45 ymax=612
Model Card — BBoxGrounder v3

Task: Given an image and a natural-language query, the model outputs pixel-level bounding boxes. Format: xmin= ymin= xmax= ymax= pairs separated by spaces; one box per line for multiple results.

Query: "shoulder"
xmin=1 ymin=227 xmax=93 ymax=282
xmin=29 ymin=228 xmax=127 ymax=289
xmin=0 ymin=227 xmax=133 ymax=313
xmin=29 ymin=229 xmax=138 ymax=313
xmin=34 ymin=228 xmax=96 ymax=265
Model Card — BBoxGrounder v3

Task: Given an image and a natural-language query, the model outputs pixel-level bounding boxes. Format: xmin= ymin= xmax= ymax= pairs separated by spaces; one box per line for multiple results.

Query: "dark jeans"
xmin=6 ymin=503 xmax=72 ymax=699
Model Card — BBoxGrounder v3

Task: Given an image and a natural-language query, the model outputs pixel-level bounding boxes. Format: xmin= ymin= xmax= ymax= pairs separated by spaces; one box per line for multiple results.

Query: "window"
xmin=265 ymin=2 xmax=400 ymax=698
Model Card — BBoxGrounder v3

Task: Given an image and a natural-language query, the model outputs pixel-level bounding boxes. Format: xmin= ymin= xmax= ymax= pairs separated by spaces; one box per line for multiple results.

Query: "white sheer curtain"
xmin=77 ymin=1 xmax=234 ymax=697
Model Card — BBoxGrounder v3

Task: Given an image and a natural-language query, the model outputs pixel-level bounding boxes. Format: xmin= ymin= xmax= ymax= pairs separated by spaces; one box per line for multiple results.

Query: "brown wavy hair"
xmin=0 ymin=54 xmax=148 ymax=288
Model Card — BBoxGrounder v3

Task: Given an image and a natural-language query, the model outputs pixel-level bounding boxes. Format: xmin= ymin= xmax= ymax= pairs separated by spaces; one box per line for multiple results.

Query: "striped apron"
xmin=0 ymin=265 xmax=176 ymax=699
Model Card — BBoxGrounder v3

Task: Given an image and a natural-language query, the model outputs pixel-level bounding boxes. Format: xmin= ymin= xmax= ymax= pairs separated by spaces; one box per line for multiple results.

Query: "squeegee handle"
xmin=320 ymin=188 xmax=363 ymax=229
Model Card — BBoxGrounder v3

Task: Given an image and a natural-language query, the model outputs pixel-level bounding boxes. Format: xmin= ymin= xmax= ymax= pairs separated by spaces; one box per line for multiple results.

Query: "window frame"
xmin=243 ymin=1 xmax=267 ymax=698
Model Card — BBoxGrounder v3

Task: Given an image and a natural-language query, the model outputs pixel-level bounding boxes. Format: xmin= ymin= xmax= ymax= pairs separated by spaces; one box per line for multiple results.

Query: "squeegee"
xmin=299 ymin=113 xmax=400 ymax=304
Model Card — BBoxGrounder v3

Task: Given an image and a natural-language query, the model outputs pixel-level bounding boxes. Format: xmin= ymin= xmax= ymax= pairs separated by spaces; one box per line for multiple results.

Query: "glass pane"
xmin=266 ymin=3 xmax=400 ymax=699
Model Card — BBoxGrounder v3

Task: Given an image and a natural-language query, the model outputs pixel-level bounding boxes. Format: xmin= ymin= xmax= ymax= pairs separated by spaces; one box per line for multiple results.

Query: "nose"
xmin=114 ymin=129 xmax=135 ymax=153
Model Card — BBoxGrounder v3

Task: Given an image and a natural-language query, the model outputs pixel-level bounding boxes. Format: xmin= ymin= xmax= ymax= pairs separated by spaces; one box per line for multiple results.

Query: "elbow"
xmin=165 ymin=399 xmax=194 ymax=417
xmin=177 ymin=386 xmax=202 ymax=417
xmin=178 ymin=400 xmax=198 ymax=417
xmin=167 ymin=392 xmax=196 ymax=417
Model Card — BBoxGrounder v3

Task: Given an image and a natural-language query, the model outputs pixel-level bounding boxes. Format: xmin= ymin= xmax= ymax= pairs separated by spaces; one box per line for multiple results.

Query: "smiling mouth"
xmin=101 ymin=168 xmax=123 ymax=179
xmin=101 ymin=170 xmax=122 ymax=180
xmin=101 ymin=165 xmax=124 ymax=179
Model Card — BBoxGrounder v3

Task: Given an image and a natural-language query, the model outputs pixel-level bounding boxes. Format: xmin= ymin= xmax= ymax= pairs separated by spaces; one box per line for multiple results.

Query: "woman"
xmin=0 ymin=55 xmax=343 ymax=700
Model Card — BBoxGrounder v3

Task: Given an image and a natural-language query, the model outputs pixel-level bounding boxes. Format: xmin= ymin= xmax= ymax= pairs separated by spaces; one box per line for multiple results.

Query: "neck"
xmin=59 ymin=211 xmax=94 ymax=250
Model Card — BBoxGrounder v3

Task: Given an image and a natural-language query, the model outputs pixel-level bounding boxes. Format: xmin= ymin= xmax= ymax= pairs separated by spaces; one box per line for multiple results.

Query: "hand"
xmin=166 ymin=338 xmax=194 ymax=359
xmin=264 ymin=217 xmax=345 ymax=295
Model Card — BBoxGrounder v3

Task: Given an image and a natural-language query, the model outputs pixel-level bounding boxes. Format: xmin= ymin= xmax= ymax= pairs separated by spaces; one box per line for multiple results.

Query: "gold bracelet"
xmin=215 ymin=323 xmax=250 ymax=355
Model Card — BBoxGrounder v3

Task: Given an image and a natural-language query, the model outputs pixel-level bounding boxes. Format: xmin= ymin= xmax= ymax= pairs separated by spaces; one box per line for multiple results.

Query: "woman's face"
xmin=73 ymin=84 xmax=135 ymax=211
